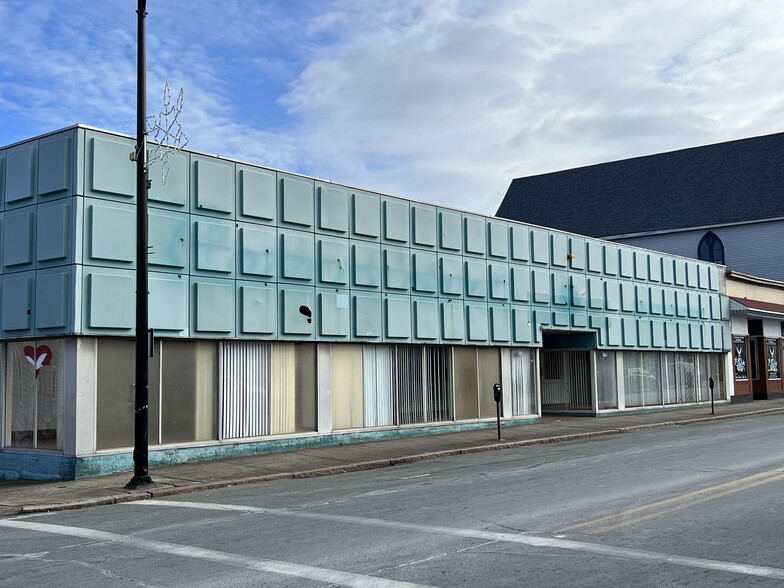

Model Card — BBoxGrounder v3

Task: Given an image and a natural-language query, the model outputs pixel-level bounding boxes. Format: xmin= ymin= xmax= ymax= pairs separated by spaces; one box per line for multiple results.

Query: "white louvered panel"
xmin=221 ymin=341 xmax=270 ymax=439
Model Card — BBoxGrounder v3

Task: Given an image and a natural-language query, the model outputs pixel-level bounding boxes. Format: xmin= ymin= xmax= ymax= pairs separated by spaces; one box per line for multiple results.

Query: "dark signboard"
xmin=733 ymin=336 xmax=748 ymax=380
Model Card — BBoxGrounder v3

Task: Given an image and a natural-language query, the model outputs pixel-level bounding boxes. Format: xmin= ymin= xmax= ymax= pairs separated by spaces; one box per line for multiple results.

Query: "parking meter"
xmin=493 ymin=383 xmax=502 ymax=440
xmin=709 ymin=376 xmax=715 ymax=415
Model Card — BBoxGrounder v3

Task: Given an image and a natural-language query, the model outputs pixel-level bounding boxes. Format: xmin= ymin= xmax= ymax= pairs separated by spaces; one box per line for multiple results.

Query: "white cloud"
xmin=283 ymin=0 xmax=784 ymax=214
xmin=1 ymin=1 xmax=782 ymax=217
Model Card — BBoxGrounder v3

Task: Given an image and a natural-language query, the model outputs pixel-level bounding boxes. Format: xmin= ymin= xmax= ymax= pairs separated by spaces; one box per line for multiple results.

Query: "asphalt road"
xmin=2 ymin=414 xmax=784 ymax=587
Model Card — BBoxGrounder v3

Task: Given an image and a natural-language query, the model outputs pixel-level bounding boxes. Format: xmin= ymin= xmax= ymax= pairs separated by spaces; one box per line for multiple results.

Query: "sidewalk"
xmin=2 ymin=399 xmax=783 ymax=518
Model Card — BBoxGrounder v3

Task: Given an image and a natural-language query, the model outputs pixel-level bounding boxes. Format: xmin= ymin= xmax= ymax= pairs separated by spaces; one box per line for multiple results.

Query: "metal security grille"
xmin=424 ymin=346 xmax=453 ymax=422
xmin=541 ymin=351 xmax=592 ymax=411
xmin=569 ymin=351 xmax=592 ymax=410
xmin=220 ymin=341 xmax=271 ymax=439
xmin=393 ymin=345 xmax=453 ymax=425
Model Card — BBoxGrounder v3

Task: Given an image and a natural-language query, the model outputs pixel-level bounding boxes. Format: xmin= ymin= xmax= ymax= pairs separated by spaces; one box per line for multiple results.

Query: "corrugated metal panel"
xmin=220 ymin=341 xmax=270 ymax=439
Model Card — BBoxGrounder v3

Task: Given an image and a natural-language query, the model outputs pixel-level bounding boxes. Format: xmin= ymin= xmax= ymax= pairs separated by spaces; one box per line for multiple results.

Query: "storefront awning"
xmin=730 ymin=297 xmax=784 ymax=320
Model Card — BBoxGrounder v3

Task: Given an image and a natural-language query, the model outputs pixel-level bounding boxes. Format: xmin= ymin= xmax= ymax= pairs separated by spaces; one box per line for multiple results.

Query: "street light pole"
xmin=128 ymin=0 xmax=153 ymax=487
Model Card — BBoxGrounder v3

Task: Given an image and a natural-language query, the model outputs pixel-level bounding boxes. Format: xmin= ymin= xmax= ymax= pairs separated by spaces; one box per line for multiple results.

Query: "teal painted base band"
xmin=1 ymin=416 xmax=541 ymax=481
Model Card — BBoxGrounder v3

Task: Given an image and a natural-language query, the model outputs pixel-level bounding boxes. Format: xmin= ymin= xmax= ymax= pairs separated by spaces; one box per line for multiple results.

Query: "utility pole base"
xmin=125 ymin=475 xmax=154 ymax=489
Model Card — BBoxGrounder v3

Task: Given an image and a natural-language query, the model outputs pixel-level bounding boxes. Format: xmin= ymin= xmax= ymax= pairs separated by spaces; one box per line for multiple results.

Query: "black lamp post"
xmin=127 ymin=0 xmax=153 ymax=488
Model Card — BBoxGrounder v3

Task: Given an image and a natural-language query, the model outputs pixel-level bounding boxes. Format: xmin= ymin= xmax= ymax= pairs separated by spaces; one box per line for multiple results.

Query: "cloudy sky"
xmin=1 ymin=0 xmax=782 ymax=214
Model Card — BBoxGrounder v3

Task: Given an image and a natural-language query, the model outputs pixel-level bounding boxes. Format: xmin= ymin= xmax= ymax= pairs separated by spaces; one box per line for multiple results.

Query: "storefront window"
xmin=270 ymin=342 xmax=316 ymax=434
xmin=595 ymin=351 xmax=618 ymax=410
xmin=511 ymin=348 xmax=538 ymax=415
xmin=5 ymin=340 xmax=64 ymax=450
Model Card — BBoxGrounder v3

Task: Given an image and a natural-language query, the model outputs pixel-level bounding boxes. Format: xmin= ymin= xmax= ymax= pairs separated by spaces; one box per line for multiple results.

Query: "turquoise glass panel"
xmin=411 ymin=203 xmax=436 ymax=248
xmin=648 ymin=254 xmax=661 ymax=282
xmin=651 ymin=320 xmax=665 ymax=348
xmin=413 ymin=297 xmax=439 ymax=341
xmin=531 ymin=268 xmax=550 ymax=305
xmin=620 ymin=282 xmax=635 ymax=312
xmin=603 ymin=244 xmax=618 ymax=276
xmin=512 ymin=306 xmax=531 ymax=344
xmin=441 ymin=300 xmax=465 ymax=342
xmin=192 ymin=156 xmax=234 ymax=216
xmin=464 ymin=214 xmax=486 ymax=256
xmin=318 ymin=290 xmax=350 ymax=338
xmin=637 ymin=319 xmax=651 ymax=348
xmin=317 ymin=236 xmax=349 ymax=286
xmin=489 ymin=305 xmax=510 ymax=342
xmin=85 ymin=200 xmax=135 ymax=266
xmin=38 ymin=133 xmax=72 ymax=198
xmin=619 ymin=248 xmax=634 ymax=278
xmin=487 ymin=220 xmax=509 ymax=259
xmin=2 ymin=272 xmax=34 ymax=333
xmin=571 ymin=274 xmax=586 ymax=307
xmin=411 ymin=250 xmax=437 ymax=294
xmin=606 ymin=316 xmax=621 ymax=347
xmin=193 ymin=279 xmax=235 ymax=335
xmin=661 ymin=257 xmax=675 ymax=284
xmin=698 ymin=264 xmax=710 ymax=290
xmin=511 ymin=265 xmax=530 ymax=303
xmin=510 ymin=224 xmax=529 ymax=262
xmin=587 ymin=277 xmax=603 ymax=309
xmin=238 ymin=282 xmax=276 ymax=336
xmin=279 ymin=174 xmax=314 ymax=229
xmin=36 ymin=200 xmax=71 ymax=265
xmin=149 ymin=151 xmax=188 ymax=209
xmin=238 ymin=224 xmax=276 ymax=279
xmin=665 ymin=321 xmax=677 ymax=348
xmin=384 ymin=295 xmax=412 ymax=340
xmin=89 ymin=135 xmax=135 ymax=200
xmin=530 ymin=228 xmax=548 ymax=265
xmin=238 ymin=166 xmax=276 ymax=222
xmin=194 ymin=218 xmax=235 ymax=276
xmin=439 ymin=253 xmax=463 ymax=297
xmin=634 ymin=251 xmax=648 ymax=281
xmin=279 ymin=229 xmax=314 ymax=283
xmin=279 ymin=285 xmax=315 ymax=338
xmin=550 ymin=232 xmax=567 ymax=268
xmin=382 ymin=197 xmax=409 ymax=244
xmin=383 ymin=246 xmax=410 ymax=291
xmin=466 ymin=302 xmax=489 ymax=342
xmin=3 ymin=208 xmax=35 ymax=270
xmin=488 ymin=262 xmax=509 ymax=300
xmin=86 ymin=269 xmax=134 ymax=330
xmin=352 ymin=191 xmax=381 ymax=240
xmin=686 ymin=261 xmax=699 ymax=288
xmin=317 ymin=184 xmax=348 ymax=234
xmin=438 ymin=209 xmax=462 ymax=252
xmin=622 ymin=317 xmax=636 ymax=346
xmin=465 ymin=259 xmax=488 ymax=299
xmin=5 ymin=141 xmax=37 ymax=208
xmin=149 ymin=210 xmax=188 ymax=270
xmin=605 ymin=280 xmax=620 ymax=311
xmin=569 ymin=237 xmax=585 ymax=270
xmin=351 ymin=292 xmax=382 ymax=340
xmin=149 ymin=273 xmax=188 ymax=333
xmin=551 ymin=271 xmax=568 ymax=306
xmin=649 ymin=286 xmax=662 ymax=314
xmin=635 ymin=285 xmax=649 ymax=314
xmin=351 ymin=242 xmax=381 ymax=289
xmin=37 ymin=272 xmax=69 ymax=332
xmin=586 ymin=240 xmax=602 ymax=273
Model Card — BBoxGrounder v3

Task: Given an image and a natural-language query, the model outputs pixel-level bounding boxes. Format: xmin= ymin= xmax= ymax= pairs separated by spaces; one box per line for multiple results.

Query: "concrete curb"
xmin=9 ymin=406 xmax=783 ymax=517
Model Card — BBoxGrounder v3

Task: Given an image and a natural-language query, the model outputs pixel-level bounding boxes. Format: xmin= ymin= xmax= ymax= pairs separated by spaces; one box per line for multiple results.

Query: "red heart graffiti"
xmin=24 ymin=345 xmax=52 ymax=378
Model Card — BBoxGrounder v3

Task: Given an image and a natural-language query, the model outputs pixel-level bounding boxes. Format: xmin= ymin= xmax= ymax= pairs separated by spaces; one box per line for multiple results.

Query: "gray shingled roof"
xmin=496 ymin=132 xmax=784 ymax=237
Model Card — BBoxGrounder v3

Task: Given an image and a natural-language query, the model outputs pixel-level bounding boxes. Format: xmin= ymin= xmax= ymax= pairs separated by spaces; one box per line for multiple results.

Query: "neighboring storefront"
xmin=727 ymin=271 xmax=784 ymax=401
xmin=0 ymin=126 xmax=732 ymax=479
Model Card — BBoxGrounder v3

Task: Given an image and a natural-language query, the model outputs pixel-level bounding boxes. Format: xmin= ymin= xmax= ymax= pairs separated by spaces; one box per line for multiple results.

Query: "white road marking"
xmin=131 ymin=499 xmax=784 ymax=581
xmin=400 ymin=474 xmax=430 ymax=480
xmin=0 ymin=519 xmax=432 ymax=588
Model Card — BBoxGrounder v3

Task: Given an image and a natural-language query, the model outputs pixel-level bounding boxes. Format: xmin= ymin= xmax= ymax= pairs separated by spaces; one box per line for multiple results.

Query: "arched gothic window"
xmin=698 ymin=231 xmax=724 ymax=264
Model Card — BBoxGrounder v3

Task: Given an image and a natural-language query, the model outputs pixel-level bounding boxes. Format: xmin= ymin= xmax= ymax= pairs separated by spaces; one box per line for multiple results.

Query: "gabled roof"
xmin=496 ymin=132 xmax=784 ymax=237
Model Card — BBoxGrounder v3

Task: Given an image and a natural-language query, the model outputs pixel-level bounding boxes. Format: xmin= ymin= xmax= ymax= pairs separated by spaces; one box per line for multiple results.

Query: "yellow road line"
xmin=556 ymin=466 xmax=784 ymax=535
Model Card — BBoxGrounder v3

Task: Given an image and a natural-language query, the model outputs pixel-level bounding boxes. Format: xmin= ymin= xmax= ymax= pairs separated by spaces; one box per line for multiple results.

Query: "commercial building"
xmin=1 ymin=126 xmax=730 ymax=480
